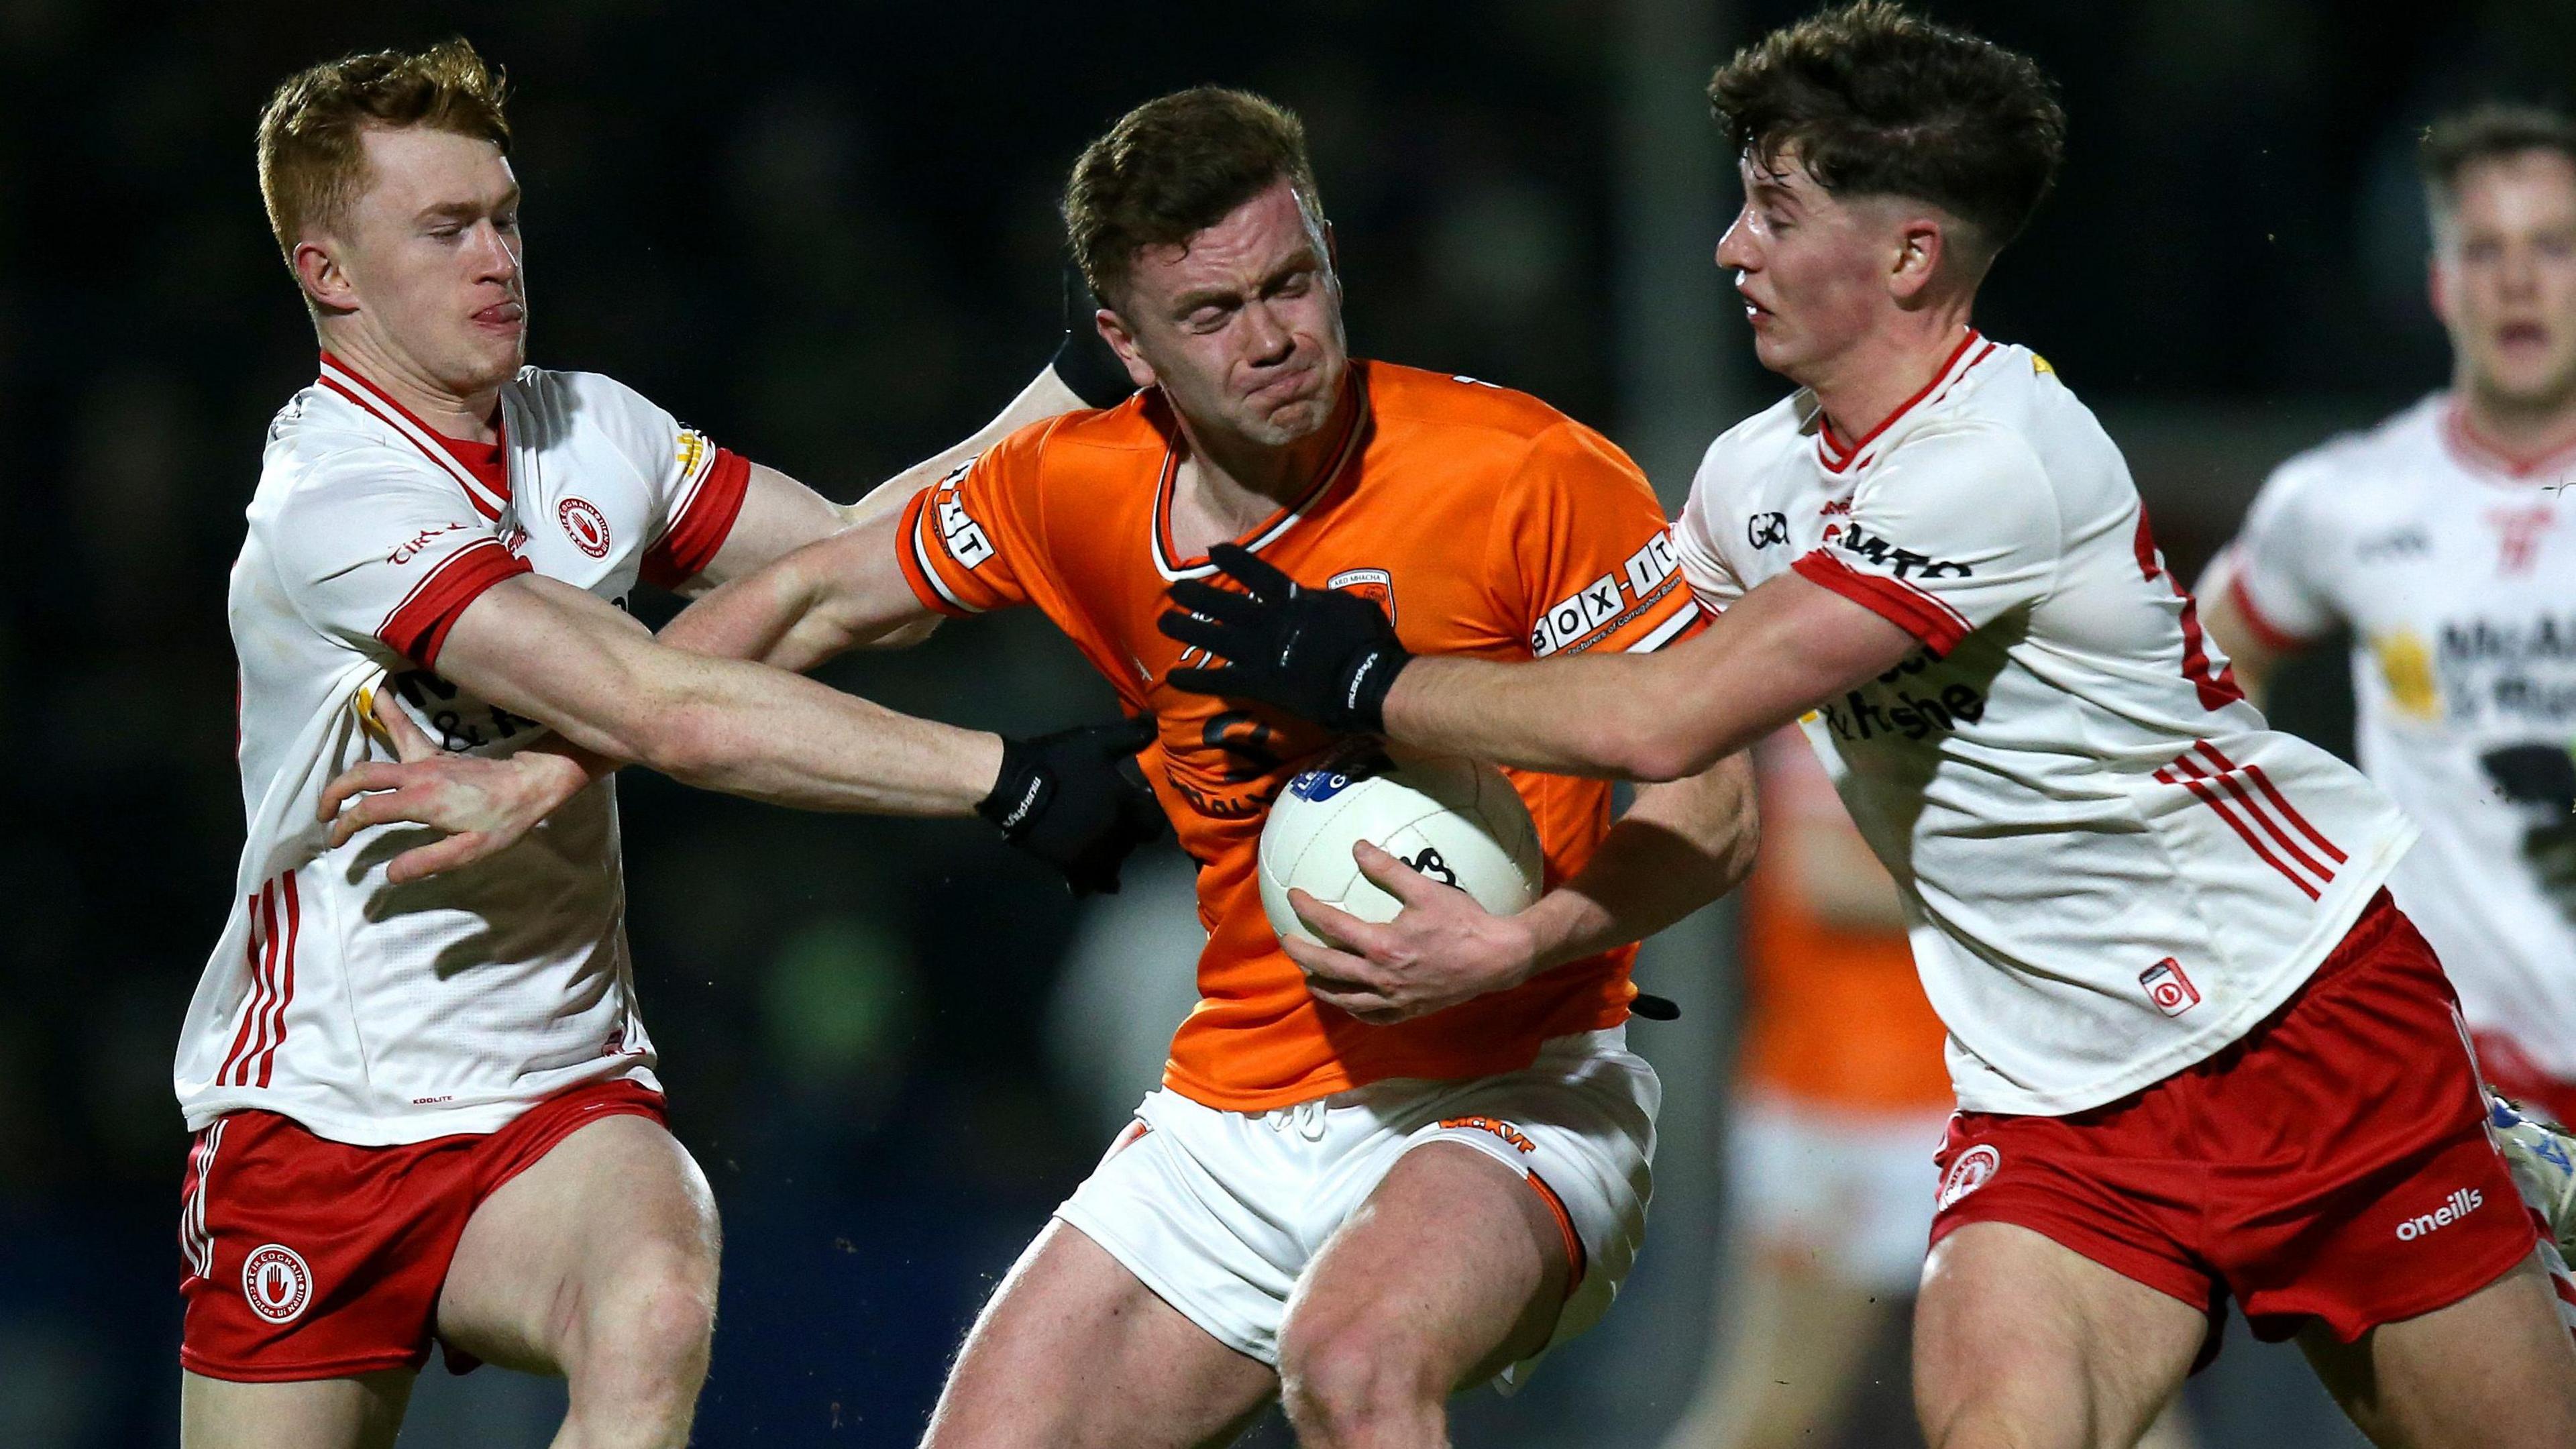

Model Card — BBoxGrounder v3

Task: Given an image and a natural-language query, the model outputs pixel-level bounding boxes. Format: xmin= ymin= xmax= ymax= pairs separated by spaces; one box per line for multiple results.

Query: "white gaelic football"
xmin=1259 ymin=745 xmax=1544 ymax=946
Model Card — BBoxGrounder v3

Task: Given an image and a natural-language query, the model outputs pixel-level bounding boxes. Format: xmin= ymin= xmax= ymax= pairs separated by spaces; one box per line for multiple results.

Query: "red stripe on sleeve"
xmin=894 ymin=488 xmax=973 ymax=618
xmin=641 ymin=447 xmax=753 ymax=590
xmin=378 ymin=539 xmax=533 ymax=669
xmin=2224 ymin=569 xmax=2317 ymax=654
xmin=1790 ymin=549 xmax=1970 ymax=656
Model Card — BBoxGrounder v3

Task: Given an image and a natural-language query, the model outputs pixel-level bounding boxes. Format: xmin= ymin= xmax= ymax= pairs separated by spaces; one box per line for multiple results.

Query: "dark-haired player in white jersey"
xmin=185 ymin=42 xmax=1151 ymax=1449
xmin=2204 ymin=105 xmax=2576 ymax=1146
xmin=1158 ymin=6 xmax=2576 ymax=1446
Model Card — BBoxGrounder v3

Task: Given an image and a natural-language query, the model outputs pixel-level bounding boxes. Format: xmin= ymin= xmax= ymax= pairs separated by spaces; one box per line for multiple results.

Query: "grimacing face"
xmin=1715 ymin=148 xmax=1908 ymax=386
xmin=307 ymin=126 xmax=527 ymax=396
xmin=1102 ymin=176 xmax=1348 ymax=451
xmin=2434 ymin=150 xmax=2576 ymax=415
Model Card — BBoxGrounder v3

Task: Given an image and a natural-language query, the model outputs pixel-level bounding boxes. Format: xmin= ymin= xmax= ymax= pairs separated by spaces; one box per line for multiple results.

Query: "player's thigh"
xmin=922 ymin=1218 xmax=1277 ymax=1449
xmin=1279 ymin=1139 xmax=1570 ymax=1401
xmin=2298 ymin=1251 xmax=2576 ymax=1449
xmin=1914 ymin=1221 xmax=2206 ymax=1449
xmin=433 ymin=1114 xmax=720 ymax=1375
xmin=180 ymin=1367 xmax=413 ymax=1449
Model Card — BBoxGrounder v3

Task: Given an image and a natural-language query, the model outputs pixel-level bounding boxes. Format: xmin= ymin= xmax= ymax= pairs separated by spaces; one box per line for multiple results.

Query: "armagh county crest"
xmin=1326 ymin=567 xmax=1395 ymax=624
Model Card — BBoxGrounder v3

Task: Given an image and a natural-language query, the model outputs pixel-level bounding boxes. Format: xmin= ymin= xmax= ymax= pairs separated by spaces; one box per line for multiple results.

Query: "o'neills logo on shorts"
xmin=1939 ymin=1144 xmax=2001 ymax=1209
xmin=242 ymin=1243 xmax=313 ymax=1324
xmin=2395 ymin=1187 xmax=2484 ymax=1242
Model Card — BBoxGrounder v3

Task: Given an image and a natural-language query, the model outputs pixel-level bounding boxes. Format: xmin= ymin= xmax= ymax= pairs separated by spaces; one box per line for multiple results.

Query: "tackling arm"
xmin=420 ymin=572 xmax=1004 ymax=814
xmin=1383 ymin=570 xmax=1917 ymax=781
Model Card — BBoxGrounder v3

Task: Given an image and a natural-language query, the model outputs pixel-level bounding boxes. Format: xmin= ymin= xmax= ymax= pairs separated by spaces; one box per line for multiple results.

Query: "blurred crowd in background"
xmin=6 ymin=0 xmax=2573 ymax=1443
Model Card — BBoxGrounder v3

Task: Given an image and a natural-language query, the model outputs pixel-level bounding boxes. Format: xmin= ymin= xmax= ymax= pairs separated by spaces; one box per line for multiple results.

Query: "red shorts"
xmin=178 ymin=1077 xmax=666 ymax=1382
xmin=2471 ymin=1031 xmax=2576 ymax=1131
xmin=1931 ymin=892 xmax=2536 ymax=1354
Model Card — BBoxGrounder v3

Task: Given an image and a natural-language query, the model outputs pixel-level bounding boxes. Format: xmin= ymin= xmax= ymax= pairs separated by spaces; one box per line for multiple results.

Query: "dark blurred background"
xmin=6 ymin=0 xmax=2571 ymax=1444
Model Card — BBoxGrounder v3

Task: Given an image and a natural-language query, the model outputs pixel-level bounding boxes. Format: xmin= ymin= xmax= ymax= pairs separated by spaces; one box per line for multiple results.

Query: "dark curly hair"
xmin=1709 ymin=1 xmax=2065 ymax=260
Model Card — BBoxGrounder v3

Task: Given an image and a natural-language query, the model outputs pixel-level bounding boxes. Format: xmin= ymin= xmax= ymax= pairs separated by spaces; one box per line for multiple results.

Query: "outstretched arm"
xmin=1160 ymin=543 xmax=1916 ymax=781
xmin=1282 ymin=751 xmax=1760 ymax=1022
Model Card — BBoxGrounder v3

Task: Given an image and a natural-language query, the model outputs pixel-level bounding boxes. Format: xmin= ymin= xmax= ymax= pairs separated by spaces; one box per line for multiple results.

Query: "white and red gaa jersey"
xmin=2220 ymin=395 xmax=2576 ymax=1081
xmin=1677 ymin=331 xmax=2417 ymax=1116
xmin=175 ymin=354 xmax=751 ymax=1145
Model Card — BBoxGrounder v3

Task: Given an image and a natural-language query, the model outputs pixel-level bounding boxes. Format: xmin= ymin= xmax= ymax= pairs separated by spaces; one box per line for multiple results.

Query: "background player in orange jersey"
xmin=339 ymin=87 xmax=1762 ymax=1448
xmin=1658 ymin=729 xmax=1955 ymax=1449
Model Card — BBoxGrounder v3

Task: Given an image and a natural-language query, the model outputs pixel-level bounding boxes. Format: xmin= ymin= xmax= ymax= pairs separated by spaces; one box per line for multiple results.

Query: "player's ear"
xmin=2426 ymin=251 xmax=2457 ymax=331
xmin=293 ymin=236 xmax=360 ymax=316
xmin=1095 ymin=305 xmax=1159 ymax=391
xmin=1888 ymin=215 xmax=1944 ymax=302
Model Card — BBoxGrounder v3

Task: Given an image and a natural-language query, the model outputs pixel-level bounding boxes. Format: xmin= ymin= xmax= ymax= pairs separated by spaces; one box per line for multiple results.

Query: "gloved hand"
xmin=1051 ymin=260 xmax=1139 ymax=410
xmin=1158 ymin=544 xmax=1411 ymax=735
xmin=978 ymin=716 xmax=1167 ymax=895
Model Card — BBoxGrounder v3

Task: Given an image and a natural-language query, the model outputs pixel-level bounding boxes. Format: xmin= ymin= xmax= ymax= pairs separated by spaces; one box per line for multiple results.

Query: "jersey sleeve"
xmin=1789 ymin=422 xmax=2059 ymax=657
xmin=568 ymin=373 xmax=753 ymax=590
xmin=264 ymin=458 xmax=533 ymax=671
xmin=894 ymin=423 xmax=1042 ymax=616
xmin=1673 ymin=445 xmax=1750 ymax=615
xmin=1491 ymin=421 xmax=1707 ymax=658
xmin=2216 ymin=454 xmax=2340 ymax=649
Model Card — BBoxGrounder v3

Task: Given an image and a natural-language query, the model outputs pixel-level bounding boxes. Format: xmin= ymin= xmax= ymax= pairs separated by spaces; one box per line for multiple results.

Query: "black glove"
xmin=978 ymin=716 xmax=1167 ymax=895
xmin=1051 ymin=260 xmax=1138 ymax=410
xmin=1157 ymin=544 xmax=1411 ymax=735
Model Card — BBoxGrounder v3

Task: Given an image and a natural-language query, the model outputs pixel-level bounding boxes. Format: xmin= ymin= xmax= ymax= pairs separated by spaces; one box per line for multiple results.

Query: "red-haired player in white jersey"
xmin=185 ymin=42 xmax=1156 ymax=1449
xmin=1160 ymin=7 xmax=2576 ymax=1447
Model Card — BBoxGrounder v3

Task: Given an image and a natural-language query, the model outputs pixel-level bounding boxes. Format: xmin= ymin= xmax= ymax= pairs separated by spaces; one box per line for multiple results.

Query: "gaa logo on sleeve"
xmin=2139 ymin=957 xmax=2202 ymax=1018
xmin=242 ymin=1243 xmax=314 ymax=1324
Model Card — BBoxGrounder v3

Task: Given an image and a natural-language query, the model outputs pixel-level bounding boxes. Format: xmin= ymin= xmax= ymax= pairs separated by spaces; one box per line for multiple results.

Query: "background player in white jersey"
xmin=186 ymin=43 xmax=1158 ymax=1449
xmin=1157 ymin=6 xmax=2576 ymax=1446
xmin=2202 ymin=104 xmax=2576 ymax=1128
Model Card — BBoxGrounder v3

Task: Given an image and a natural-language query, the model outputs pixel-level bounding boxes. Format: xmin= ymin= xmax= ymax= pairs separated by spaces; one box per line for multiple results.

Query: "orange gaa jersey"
xmin=896 ymin=360 xmax=1705 ymax=1110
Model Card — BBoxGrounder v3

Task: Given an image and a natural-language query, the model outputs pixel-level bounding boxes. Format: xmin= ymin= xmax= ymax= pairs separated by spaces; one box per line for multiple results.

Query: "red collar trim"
xmin=315 ymin=352 xmax=512 ymax=515
xmin=2440 ymin=400 xmax=2576 ymax=483
xmin=1151 ymin=368 xmax=1371 ymax=581
xmin=1816 ymin=329 xmax=1991 ymax=475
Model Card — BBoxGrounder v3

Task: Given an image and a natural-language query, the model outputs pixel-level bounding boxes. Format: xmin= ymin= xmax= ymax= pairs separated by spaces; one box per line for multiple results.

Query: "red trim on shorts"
xmin=641 ymin=448 xmax=752 ymax=589
xmin=376 ymin=539 xmax=533 ymax=669
xmin=1791 ymin=548 xmax=1972 ymax=655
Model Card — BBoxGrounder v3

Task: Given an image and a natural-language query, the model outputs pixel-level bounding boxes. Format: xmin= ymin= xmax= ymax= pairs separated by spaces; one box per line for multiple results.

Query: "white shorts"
xmin=1726 ymin=1090 xmax=1952 ymax=1293
xmin=1055 ymin=1028 xmax=1659 ymax=1390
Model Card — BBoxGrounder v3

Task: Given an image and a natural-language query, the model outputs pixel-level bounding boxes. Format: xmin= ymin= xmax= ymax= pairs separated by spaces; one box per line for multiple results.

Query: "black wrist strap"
xmin=976 ymin=737 xmax=1050 ymax=838
xmin=1053 ymin=262 xmax=1136 ymax=410
xmin=1342 ymin=645 xmax=1409 ymax=735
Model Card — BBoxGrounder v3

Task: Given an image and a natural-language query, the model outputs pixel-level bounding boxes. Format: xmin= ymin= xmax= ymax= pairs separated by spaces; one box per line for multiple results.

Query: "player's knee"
xmin=580 ymin=1252 xmax=717 ymax=1388
xmin=1277 ymin=1315 xmax=1442 ymax=1440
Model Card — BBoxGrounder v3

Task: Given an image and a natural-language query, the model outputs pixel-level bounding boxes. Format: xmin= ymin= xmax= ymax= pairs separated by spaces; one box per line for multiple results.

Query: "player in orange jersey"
xmin=339 ymin=87 xmax=1758 ymax=1448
